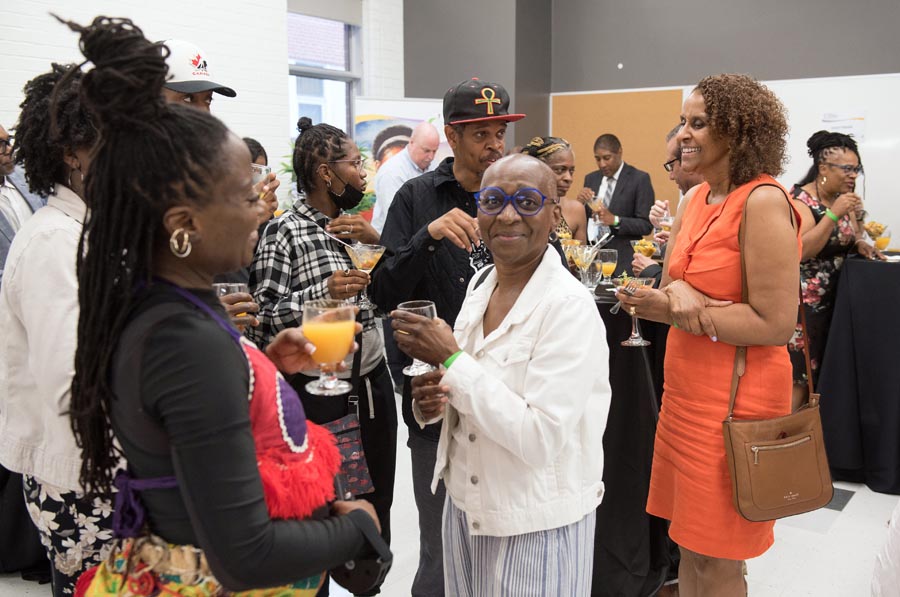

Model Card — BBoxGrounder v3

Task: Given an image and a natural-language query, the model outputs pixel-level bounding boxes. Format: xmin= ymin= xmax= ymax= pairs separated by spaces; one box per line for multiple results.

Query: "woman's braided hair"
xmin=292 ymin=116 xmax=349 ymax=195
xmin=519 ymin=136 xmax=570 ymax=161
xmin=13 ymin=63 xmax=96 ymax=197
xmin=797 ymin=130 xmax=860 ymax=186
xmin=55 ymin=15 xmax=231 ymax=495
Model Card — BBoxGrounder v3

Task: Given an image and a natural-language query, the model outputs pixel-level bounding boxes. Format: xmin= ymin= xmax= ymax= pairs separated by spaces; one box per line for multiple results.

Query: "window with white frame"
xmin=287 ymin=12 xmax=360 ymax=137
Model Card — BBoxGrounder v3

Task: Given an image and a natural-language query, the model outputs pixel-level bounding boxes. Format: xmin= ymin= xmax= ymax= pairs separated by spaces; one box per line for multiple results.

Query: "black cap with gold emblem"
xmin=443 ymin=78 xmax=526 ymax=125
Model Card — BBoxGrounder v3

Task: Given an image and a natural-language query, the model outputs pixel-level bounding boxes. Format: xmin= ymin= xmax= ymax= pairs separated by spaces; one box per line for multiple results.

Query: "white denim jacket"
xmin=0 ymin=185 xmax=85 ymax=490
xmin=417 ymin=247 xmax=611 ymax=537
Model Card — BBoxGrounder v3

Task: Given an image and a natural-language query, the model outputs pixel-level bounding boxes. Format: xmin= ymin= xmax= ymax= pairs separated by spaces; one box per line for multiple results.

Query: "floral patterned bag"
xmin=322 ymin=331 xmax=373 ymax=497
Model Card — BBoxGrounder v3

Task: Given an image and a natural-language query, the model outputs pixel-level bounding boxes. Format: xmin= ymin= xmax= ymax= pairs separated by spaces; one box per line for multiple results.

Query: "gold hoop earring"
xmin=821 ymin=176 xmax=827 ymax=185
xmin=67 ymin=168 xmax=83 ymax=190
xmin=169 ymin=228 xmax=192 ymax=258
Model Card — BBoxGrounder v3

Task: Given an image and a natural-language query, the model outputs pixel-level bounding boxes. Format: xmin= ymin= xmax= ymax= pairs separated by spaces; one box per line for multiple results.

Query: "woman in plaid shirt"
xmin=248 ymin=118 xmax=397 ymax=595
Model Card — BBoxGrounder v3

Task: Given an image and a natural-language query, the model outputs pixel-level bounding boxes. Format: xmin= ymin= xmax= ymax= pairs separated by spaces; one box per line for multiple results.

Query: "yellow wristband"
xmin=443 ymin=350 xmax=464 ymax=369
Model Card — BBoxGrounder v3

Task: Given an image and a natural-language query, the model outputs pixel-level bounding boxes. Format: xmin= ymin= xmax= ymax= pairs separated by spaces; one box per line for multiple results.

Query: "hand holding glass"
xmin=302 ymin=299 xmax=356 ymax=396
xmin=398 ymin=300 xmax=438 ymax=376
xmin=619 ymin=278 xmax=656 ymax=347
xmin=345 ymin=244 xmax=386 ymax=309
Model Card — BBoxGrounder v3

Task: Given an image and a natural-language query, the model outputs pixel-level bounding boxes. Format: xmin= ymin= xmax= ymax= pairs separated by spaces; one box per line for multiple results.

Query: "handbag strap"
xmin=727 ymin=185 xmax=816 ymax=419
xmin=346 ymin=315 xmax=363 ymax=415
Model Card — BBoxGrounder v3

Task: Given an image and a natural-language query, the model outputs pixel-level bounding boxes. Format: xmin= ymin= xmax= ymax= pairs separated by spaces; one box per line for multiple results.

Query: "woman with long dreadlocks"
xmin=0 ymin=63 xmax=110 ymax=596
xmin=59 ymin=16 xmax=380 ymax=596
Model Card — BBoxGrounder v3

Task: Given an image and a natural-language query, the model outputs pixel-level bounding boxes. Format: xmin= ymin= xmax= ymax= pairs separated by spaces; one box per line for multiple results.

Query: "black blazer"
xmin=584 ymin=163 xmax=654 ymax=275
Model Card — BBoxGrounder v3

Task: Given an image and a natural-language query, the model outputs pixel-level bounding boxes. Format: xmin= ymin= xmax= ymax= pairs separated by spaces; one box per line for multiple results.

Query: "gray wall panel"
xmin=551 ymin=0 xmax=900 ymax=92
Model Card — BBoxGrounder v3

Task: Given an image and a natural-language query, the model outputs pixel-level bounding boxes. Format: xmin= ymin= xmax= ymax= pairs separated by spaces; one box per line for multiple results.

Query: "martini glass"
xmin=620 ymin=277 xmax=657 ymax=347
xmin=398 ymin=300 xmax=438 ymax=376
xmin=345 ymin=243 xmax=386 ymax=309
xmin=571 ymin=244 xmax=599 ymax=288
xmin=302 ymin=299 xmax=356 ymax=395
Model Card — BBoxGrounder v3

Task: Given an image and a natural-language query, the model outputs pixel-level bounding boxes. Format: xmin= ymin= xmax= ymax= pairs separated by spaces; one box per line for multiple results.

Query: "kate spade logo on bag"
xmin=784 ymin=491 xmax=800 ymax=502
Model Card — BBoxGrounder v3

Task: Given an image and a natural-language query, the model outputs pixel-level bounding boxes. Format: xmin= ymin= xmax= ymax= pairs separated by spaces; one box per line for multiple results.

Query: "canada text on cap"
xmin=162 ymin=39 xmax=236 ymax=97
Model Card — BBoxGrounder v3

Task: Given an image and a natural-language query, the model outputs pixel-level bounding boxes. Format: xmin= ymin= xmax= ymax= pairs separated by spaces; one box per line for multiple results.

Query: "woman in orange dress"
xmin=617 ymin=74 xmax=800 ymax=595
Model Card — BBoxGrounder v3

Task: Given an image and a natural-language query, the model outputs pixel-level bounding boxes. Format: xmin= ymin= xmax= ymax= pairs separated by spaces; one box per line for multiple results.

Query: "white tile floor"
xmin=2 ymin=417 xmax=897 ymax=596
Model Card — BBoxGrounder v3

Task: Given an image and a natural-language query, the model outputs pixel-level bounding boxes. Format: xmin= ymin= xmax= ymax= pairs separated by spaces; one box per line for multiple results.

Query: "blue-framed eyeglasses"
xmin=475 ymin=187 xmax=550 ymax=217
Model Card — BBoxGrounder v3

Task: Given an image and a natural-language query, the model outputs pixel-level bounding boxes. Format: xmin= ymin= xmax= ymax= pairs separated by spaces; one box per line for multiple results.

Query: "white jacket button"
xmin=468 ymin=433 xmax=476 ymax=442
xmin=471 ymin=475 xmax=479 ymax=485
xmin=472 ymin=521 xmax=480 ymax=529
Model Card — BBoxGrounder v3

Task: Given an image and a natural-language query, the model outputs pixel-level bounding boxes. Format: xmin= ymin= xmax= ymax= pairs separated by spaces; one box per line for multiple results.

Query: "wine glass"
xmin=571 ymin=244 xmax=599 ymax=288
xmin=345 ymin=243 xmax=386 ymax=309
xmin=398 ymin=300 xmax=438 ymax=376
xmin=597 ymin=249 xmax=618 ymax=285
xmin=658 ymin=215 xmax=675 ymax=232
xmin=302 ymin=299 xmax=357 ymax=395
xmin=619 ymin=277 xmax=656 ymax=347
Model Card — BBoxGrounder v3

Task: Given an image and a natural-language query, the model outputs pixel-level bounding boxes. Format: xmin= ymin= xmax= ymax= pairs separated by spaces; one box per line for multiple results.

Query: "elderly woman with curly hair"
xmin=617 ymin=74 xmax=800 ymax=595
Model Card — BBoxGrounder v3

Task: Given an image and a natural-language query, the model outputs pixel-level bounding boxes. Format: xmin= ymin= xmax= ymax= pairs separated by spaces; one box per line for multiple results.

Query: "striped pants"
xmin=443 ymin=496 xmax=596 ymax=596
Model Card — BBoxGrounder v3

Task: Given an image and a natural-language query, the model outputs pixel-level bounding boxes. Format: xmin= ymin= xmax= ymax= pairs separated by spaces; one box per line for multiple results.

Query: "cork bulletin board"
xmin=551 ymin=88 xmax=684 ymax=210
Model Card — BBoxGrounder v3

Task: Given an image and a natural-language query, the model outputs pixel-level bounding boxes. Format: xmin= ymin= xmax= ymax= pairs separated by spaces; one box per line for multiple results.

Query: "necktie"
xmin=604 ymin=176 xmax=615 ymax=208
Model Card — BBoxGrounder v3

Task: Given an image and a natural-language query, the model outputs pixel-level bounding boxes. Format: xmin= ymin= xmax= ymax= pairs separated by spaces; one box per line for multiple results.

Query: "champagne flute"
xmin=597 ymin=249 xmax=618 ymax=285
xmin=620 ymin=277 xmax=656 ymax=347
xmin=345 ymin=243 xmax=386 ymax=309
xmin=398 ymin=300 xmax=438 ymax=376
xmin=302 ymin=299 xmax=356 ymax=395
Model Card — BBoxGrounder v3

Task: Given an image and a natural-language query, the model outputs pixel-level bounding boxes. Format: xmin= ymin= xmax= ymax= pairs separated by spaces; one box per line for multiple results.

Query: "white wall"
xmin=361 ymin=0 xmax=404 ymax=98
xmin=1 ymin=0 xmax=292 ymax=199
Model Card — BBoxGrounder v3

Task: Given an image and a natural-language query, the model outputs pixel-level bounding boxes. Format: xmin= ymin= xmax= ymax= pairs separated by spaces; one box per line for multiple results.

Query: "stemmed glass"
xmin=874 ymin=226 xmax=891 ymax=251
xmin=302 ymin=299 xmax=357 ymax=395
xmin=619 ymin=277 xmax=656 ymax=347
xmin=398 ymin=300 xmax=438 ymax=376
xmin=345 ymin=243 xmax=386 ymax=309
xmin=571 ymin=244 xmax=599 ymax=288
xmin=597 ymin=249 xmax=618 ymax=285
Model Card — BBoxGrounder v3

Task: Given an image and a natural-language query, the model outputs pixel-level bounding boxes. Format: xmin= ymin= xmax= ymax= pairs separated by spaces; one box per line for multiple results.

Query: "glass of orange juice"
xmin=302 ymin=299 xmax=357 ymax=395
xmin=597 ymin=249 xmax=618 ymax=285
xmin=875 ymin=227 xmax=891 ymax=251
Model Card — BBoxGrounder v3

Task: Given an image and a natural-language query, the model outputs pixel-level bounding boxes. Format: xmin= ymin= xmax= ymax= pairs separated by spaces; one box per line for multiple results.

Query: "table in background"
xmin=591 ymin=290 xmax=675 ymax=596
xmin=818 ymin=256 xmax=900 ymax=494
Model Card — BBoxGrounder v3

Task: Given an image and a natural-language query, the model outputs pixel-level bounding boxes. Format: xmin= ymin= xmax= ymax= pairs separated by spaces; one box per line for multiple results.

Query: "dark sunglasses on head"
xmin=475 ymin=187 xmax=550 ymax=217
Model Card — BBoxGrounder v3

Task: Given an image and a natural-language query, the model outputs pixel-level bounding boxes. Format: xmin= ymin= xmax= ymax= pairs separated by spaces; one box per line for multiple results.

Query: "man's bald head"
xmin=482 ymin=154 xmax=556 ymax=198
xmin=407 ymin=121 xmax=440 ymax=171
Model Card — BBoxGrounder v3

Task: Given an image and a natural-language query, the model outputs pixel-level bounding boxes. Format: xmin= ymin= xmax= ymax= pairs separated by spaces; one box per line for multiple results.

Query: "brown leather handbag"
xmin=721 ymin=189 xmax=834 ymax=522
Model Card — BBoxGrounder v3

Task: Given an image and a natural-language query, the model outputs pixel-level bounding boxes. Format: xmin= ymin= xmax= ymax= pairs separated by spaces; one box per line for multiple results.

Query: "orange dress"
xmin=646 ymin=175 xmax=796 ymax=560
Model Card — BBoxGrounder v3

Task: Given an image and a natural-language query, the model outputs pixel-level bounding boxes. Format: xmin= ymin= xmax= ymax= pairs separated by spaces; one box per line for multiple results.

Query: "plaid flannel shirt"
xmin=247 ymin=199 xmax=376 ymax=349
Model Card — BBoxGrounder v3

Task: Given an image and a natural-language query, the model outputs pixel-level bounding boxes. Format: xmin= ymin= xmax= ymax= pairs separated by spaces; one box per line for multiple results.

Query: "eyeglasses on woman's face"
xmin=475 ymin=187 xmax=552 ymax=217
xmin=824 ymin=162 xmax=863 ymax=175
xmin=328 ymin=157 xmax=369 ymax=174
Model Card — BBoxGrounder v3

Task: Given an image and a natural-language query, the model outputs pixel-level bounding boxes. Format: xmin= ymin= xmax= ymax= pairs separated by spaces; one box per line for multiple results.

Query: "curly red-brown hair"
xmin=694 ymin=74 xmax=788 ymax=186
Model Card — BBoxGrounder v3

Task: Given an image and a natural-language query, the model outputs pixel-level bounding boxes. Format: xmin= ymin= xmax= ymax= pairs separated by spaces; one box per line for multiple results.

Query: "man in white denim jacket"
xmin=391 ymin=154 xmax=611 ymax=596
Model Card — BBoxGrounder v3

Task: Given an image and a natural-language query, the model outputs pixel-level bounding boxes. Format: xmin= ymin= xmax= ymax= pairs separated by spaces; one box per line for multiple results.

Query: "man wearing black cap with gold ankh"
xmin=370 ymin=78 xmax=524 ymax=597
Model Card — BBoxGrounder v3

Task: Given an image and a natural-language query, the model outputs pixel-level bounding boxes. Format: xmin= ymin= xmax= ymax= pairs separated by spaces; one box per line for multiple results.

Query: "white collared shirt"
xmin=0 ymin=176 xmax=35 ymax=232
xmin=595 ymin=160 xmax=625 ymax=201
xmin=416 ymin=247 xmax=611 ymax=537
xmin=0 ymin=184 xmax=87 ymax=490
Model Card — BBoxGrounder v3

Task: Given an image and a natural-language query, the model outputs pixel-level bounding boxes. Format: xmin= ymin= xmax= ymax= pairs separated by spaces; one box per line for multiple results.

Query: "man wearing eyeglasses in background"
xmin=370 ymin=77 xmax=524 ymax=597
xmin=0 ymin=125 xmax=45 ymax=287
xmin=633 ymin=125 xmax=705 ymax=282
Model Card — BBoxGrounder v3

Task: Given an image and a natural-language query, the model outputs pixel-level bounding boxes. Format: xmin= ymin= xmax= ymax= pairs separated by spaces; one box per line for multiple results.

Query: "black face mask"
xmin=328 ymin=170 xmax=365 ymax=210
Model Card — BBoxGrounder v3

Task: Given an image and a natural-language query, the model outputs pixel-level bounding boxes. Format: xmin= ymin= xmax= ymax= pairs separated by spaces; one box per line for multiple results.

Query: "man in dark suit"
xmin=0 ymin=125 xmax=45 ymax=287
xmin=577 ymin=133 xmax=654 ymax=275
